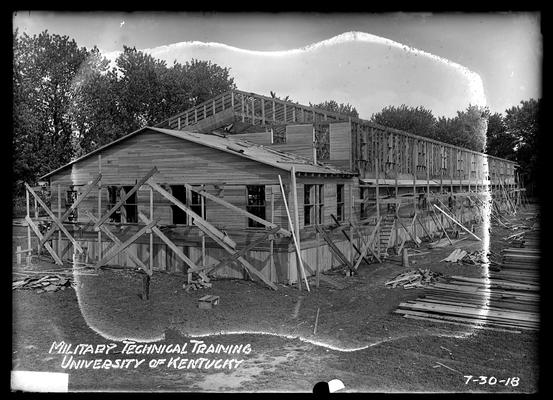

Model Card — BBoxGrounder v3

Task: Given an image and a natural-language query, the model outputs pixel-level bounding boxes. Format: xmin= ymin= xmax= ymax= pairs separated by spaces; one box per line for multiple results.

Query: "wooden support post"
xmin=241 ymin=95 xmax=245 ymax=122
xmin=316 ymin=231 xmax=320 ymax=288
xmin=201 ymin=192 xmax=206 ymax=276
xmin=149 ymin=187 xmax=154 ymax=274
xmin=142 ymin=273 xmax=150 ymax=300
xmin=278 ymin=175 xmax=309 ymax=292
xmin=402 ymin=248 xmax=409 ymax=267
xmin=57 ymin=184 xmax=62 ymax=256
xmin=270 ymin=191 xmax=275 ymax=283
xmin=290 ymin=167 xmax=302 ymax=290
xmin=98 ymin=156 xmax=102 ymax=260
xmin=26 ymin=188 xmax=31 ymax=254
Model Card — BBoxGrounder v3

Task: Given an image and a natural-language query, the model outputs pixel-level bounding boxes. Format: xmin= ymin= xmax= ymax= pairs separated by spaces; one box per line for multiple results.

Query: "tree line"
xmin=13 ymin=30 xmax=539 ymax=194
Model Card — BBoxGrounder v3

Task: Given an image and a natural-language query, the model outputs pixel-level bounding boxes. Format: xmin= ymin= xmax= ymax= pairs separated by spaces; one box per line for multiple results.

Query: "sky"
xmin=13 ymin=12 xmax=542 ymax=118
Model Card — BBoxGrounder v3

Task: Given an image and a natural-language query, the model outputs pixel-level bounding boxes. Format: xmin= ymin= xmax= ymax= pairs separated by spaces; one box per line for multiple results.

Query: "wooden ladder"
xmin=378 ymin=215 xmax=396 ymax=258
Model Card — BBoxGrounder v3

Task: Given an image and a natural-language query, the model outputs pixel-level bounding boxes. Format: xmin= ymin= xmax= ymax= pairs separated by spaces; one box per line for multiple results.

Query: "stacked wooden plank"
xmin=385 ymin=269 xmax=444 ymax=289
xmin=490 ymin=247 xmax=540 ymax=285
xmin=394 ymin=274 xmax=539 ymax=331
xmin=395 ymin=236 xmax=540 ymax=331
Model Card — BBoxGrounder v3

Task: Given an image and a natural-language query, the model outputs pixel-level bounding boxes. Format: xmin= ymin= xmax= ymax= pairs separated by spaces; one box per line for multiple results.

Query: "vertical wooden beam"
xmin=261 ymin=98 xmax=265 ymax=125
xmin=57 ymin=184 xmax=62 ymax=257
xmin=201 ymin=192 xmax=206 ymax=277
xmin=269 ymin=190 xmax=275 ymax=283
xmin=195 ymin=108 xmax=198 ymax=123
xmin=426 ymin=142 xmax=430 ymax=198
xmin=290 ymin=166 xmax=301 ymax=291
xmin=349 ymin=187 xmax=354 ymax=265
xmin=203 ymin=104 xmax=207 ymax=119
xmin=316 ymin=230 xmax=320 ymax=288
xmin=312 ymin=126 xmax=317 ymax=163
xmin=284 ymin=103 xmax=287 ymax=123
xmin=222 ymin=93 xmax=225 ymax=111
xmin=272 ymin=100 xmax=276 ymax=122
xmin=149 ymin=187 xmax=153 ymax=274
xmin=213 ymin=99 xmax=216 ymax=116
xmin=251 ymin=97 xmax=255 ymax=124
xmin=97 ymin=155 xmax=102 ymax=260
xmin=177 ymin=117 xmax=181 ymax=130
xmin=241 ymin=94 xmax=245 ymax=122
xmin=26 ymin=188 xmax=31 ymax=254
xmin=278 ymin=175 xmax=309 ymax=291
xmin=231 ymin=91 xmax=235 ymax=110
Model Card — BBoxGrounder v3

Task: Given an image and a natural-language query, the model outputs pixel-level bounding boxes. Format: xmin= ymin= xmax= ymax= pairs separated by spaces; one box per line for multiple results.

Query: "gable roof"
xmin=39 ymin=126 xmax=355 ymax=180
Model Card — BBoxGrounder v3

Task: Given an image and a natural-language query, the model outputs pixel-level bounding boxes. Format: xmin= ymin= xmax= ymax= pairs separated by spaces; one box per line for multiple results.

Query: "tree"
xmin=69 ymin=47 xmax=122 ymax=156
xmin=370 ymin=105 xmax=438 ymax=139
xmin=485 ymin=113 xmax=517 ymax=160
xmin=435 ymin=105 xmax=489 ymax=152
xmin=310 ymin=100 xmax=359 ymax=118
xmin=13 ymin=29 xmax=89 ymax=185
xmin=504 ymin=99 xmax=540 ymax=192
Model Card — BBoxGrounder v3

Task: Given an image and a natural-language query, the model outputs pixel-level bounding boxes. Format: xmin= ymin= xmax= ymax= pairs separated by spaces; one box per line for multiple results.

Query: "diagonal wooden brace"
xmin=184 ymin=183 xmax=291 ymax=237
xmin=194 ymin=222 xmax=277 ymax=290
xmin=94 ymin=167 xmax=158 ymax=230
xmin=25 ymin=215 xmax=63 ymax=265
xmin=85 ymin=211 xmax=150 ymax=274
xmin=25 ymin=183 xmax=83 ymax=254
xmin=148 ymin=179 xmax=236 ymax=249
xmin=96 ymin=218 xmax=159 ymax=271
xmin=137 ymin=212 xmax=204 ymax=279
xmin=315 ymin=225 xmax=354 ymax=270
xmin=206 ymin=227 xmax=280 ymax=274
xmin=40 ymin=174 xmax=102 ymax=247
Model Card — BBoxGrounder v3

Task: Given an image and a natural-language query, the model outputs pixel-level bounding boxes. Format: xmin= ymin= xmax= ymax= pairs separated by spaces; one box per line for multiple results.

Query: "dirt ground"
xmin=11 ymin=210 xmax=540 ymax=393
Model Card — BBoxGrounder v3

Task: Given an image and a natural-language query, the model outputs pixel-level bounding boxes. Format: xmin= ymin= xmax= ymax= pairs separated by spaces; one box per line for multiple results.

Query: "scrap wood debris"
xmin=12 ymin=274 xmax=74 ymax=293
xmin=183 ymin=273 xmax=212 ymax=292
xmin=385 ymin=268 xmax=444 ymax=289
xmin=441 ymin=249 xmax=487 ymax=264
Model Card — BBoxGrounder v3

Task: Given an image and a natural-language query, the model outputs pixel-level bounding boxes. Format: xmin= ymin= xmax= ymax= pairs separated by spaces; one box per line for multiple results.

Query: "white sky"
xmin=13 ymin=12 xmax=542 ymax=118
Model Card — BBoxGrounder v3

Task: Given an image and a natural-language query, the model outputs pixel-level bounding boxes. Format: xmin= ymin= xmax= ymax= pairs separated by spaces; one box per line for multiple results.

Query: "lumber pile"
xmin=394 ymin=275 xmax=539 ymax=331
xmin=395 ymin=239 xmax=540 ymax=331
xmin=385 ymin=269 xmax=444 ymax=289
xmin=490 ymin=248 xmax=540 ymax=285
xmin=12 ymin=274 xmax=74 ymax=293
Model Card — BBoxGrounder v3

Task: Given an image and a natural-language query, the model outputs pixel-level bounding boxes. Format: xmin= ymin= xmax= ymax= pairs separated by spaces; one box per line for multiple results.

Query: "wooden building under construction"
xmin=30 ymin=89 xmax=519 ymax=290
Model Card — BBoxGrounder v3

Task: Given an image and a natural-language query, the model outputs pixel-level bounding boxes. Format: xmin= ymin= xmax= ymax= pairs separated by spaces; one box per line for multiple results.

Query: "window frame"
xmin=303 ymin=183 xmax=324 ymax=227
xmin=246 ymin=185 xmax=266 ymax=228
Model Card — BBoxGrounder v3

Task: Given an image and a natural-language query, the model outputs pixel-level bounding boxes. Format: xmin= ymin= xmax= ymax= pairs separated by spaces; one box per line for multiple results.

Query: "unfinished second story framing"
xmin=156 ymin=89 xmax=518 ymax=188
